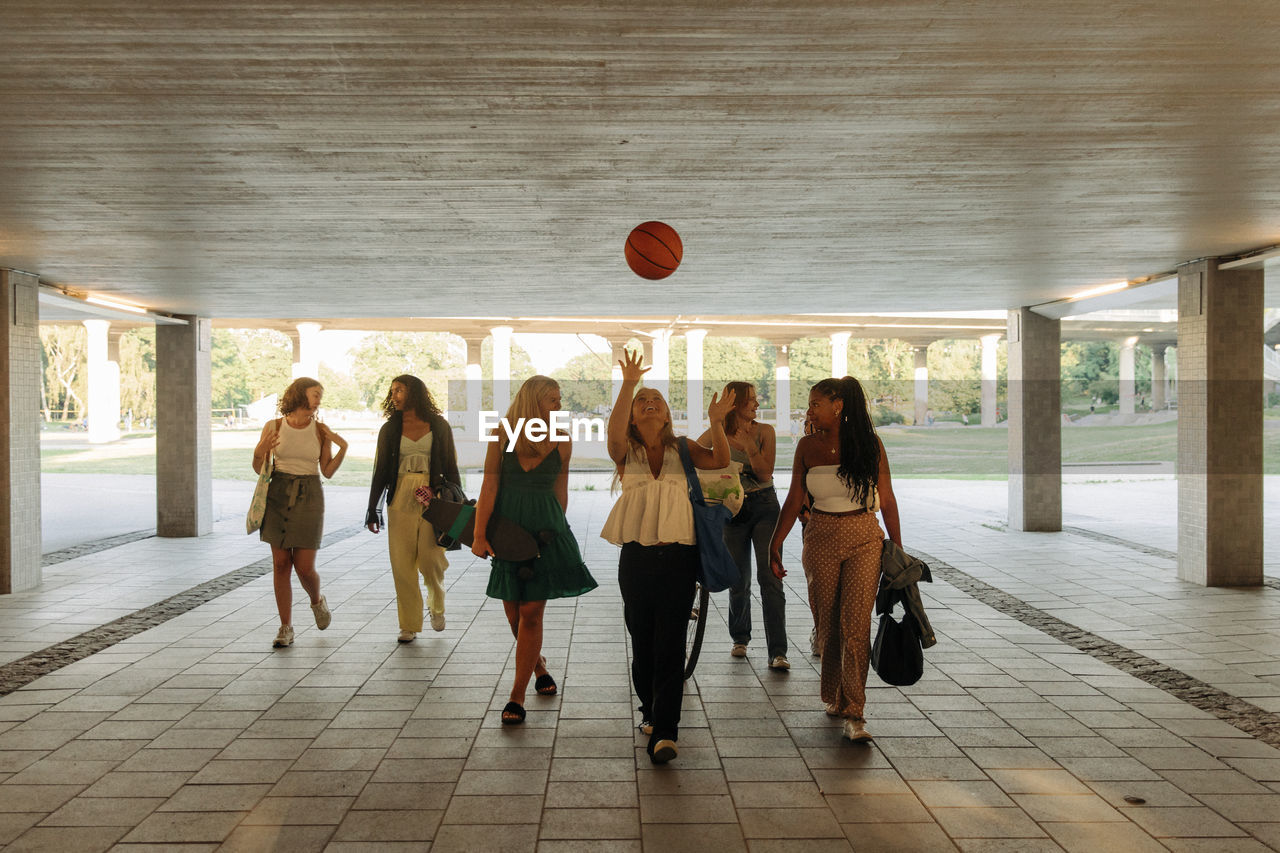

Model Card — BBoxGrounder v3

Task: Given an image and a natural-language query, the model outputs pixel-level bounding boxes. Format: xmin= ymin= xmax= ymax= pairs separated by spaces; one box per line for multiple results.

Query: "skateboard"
xmin=415 ymin=486 xmax=552 ymax=571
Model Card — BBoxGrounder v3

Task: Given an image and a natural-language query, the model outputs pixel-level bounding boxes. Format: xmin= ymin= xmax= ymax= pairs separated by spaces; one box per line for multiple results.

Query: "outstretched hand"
xmin=707 ymin=387 xmax=737 ymax=424
xmin=619 ymin=349 xmax=650 ymax=384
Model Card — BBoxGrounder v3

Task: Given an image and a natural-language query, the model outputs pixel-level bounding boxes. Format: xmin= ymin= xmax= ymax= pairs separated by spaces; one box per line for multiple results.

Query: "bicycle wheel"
xmin=684 ymin=582 xmax=711 ymax=679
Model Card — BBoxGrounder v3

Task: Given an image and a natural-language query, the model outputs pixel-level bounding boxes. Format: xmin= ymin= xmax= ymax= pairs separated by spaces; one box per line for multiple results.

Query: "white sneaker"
xmin=430 ymin=612 xmax=446 ymax=632
xmin=768 ymin=655 xmax=791 ymax=671
xmin=843 ymin=719 xmax=872 ymax=742
xmin=311 ymin=595 xmax=331 ymax=630
xmin=272 ymin=625 xmax=294 ymax=648
xmin=651 ymin=739 xmax=678 ymax=764
xmin=397 ymin=630 xmax=416 ymax=643
xmin=825 ymin=703 xmax=840 ymax=716
xmin=731 ymin=643 xmax=748 ymax=658
xmin=638 ymin=720 xmax=653 ymax=736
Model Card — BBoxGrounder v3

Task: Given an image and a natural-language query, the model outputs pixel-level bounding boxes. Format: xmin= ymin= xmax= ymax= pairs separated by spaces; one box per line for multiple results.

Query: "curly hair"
xmin=721 ymin=380 xmax=756 ymax=436
xmin=811 ymin=376 xmax=879 ymax=505
xmin=380 ymin=374 xmax=441 ymax=422
xmin=279 ymin=377 xmax=323 ymax=415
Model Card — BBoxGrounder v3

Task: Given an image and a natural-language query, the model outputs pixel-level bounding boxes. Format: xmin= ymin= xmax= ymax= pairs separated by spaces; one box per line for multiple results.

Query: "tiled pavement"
xmin=1 ymin=478 xmax=1279 ymax=851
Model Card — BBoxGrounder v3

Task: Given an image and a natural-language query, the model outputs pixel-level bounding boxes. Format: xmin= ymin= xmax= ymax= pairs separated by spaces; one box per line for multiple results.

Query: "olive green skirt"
xmin=260 ymin=473 xmax=325 ymax=550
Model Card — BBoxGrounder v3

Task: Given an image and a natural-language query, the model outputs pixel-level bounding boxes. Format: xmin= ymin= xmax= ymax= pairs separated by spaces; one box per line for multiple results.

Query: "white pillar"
xmin=775 ymin=342 xmax=792 ymax=435
xmin=913 ymin=345 xmax=930 ymax=426
xmin=464 ymin=337 xmax=483 ymax=436
xmin=648 ymin=329 xmax=671 ymax=400
xmin=1119 ymin=336 xmax=1138 ymax=415
xmin=83 ymin=319 xmax=121 ymax=444
xmin=685 ymin=329 xmax=706 ymax=436
xmin=981 ymin=333 xmax=1000 ymax=427
xmin=830 ymin=331 xmax=851 ymax=378
xmin=1151 ymin=345 xmax=1167 ymax=411
xmin=291 ymin=321 xmax=322 ymax=380
xmin=491 ymin=325 xmax=513 ymax=415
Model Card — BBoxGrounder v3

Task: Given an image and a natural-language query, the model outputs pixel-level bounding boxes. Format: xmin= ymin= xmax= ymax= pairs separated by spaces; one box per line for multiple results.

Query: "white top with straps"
xmin=399 ymin=432 xmax=433 ymax=475
xmin=600 ymin=445 xmax=695 ymax=546
xmin=274 ymin=418 xmax=320 ymax=476
xmin=806 ymin=464 xmax=879 ymax=513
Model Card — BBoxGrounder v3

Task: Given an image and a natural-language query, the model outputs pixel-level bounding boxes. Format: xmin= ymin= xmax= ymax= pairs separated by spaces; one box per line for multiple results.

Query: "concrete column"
xmin=648 ymin=329 xmax=671 ymax=400
xmin=156 ymin=317 xmax=212 ymax=537
xmin=491 ymin=325 xmax=513 ymax=415
xmin=685 ymin=329 xmax=706 ymax=436
xmin=830 ymin=331 xmax=851 ymax=378
xmin=775 ymin=342 xmax=792 ymax=435
xmin=1176 ymin=259 xmax=1263 ymax=586
xmin=1167 ymin=346 xmax=1177 ymax=404
xmin=1151 ymin=345 xmax=1167 ymax=411
xmin=1007 ymin=308 xmax=1061 ymax=532
xmin=291 ymin=321 xmax=322 ymax=380
xmin=1119 ymin=336 xmax=1138 ymax=414
xmin=913 ymin=345 xmax=929 ymax=426
xmin=464 ymin=337 xmax=483 ymax=435
xmin=980 ymin=333 xmax=1000 ymax=426
xmin=83 ymin=319 xmax=122 ymax=444
xmin=1 ymin=270 xmax=42 ymax=592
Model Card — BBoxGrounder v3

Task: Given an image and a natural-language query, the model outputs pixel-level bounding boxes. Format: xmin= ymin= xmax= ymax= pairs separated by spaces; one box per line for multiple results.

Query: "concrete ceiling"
xmin=2 ymin=0 xmax=1279 ymax=321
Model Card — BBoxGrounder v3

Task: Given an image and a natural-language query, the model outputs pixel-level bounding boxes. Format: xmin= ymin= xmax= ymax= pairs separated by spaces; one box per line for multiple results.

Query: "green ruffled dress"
xmin=485 ymin=449 xmax=597 ymax=602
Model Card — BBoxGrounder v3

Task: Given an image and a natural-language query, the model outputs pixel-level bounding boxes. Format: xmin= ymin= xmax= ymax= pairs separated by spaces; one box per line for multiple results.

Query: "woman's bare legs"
xmin=503 ymin=599 xmax=548 ymax=703
xmin=272 ymin=546 xmax=322 ymax=626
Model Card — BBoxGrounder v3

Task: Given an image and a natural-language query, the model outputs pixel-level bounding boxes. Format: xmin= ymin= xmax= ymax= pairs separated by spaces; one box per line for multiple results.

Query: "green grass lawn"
xmin=41 ymin=420 xmax=1280 ymax=479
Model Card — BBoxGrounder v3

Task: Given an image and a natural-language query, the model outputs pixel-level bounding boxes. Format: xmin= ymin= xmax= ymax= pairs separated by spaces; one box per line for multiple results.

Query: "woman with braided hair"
xmin=768 ymin=376 xmax=902 ymax=742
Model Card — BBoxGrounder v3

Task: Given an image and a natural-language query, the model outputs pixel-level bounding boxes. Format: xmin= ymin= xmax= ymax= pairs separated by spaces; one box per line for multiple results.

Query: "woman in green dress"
xmin=472 ymin=375 xmax=597 ymax=724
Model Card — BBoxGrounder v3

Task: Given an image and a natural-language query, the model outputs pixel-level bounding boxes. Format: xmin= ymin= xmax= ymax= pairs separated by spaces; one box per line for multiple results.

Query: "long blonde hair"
xmin=501 ymin=375 xmax=560 ymax=458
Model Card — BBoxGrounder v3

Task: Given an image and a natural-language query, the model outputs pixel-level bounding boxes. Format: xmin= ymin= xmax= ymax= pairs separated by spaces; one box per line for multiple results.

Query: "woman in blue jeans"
xmin=699 ymin=380 xmax=788 ymax=670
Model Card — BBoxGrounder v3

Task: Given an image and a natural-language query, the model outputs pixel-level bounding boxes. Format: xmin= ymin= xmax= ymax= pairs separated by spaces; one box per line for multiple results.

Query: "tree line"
xmin=39 ymin=328 xmax=1165 ymax=425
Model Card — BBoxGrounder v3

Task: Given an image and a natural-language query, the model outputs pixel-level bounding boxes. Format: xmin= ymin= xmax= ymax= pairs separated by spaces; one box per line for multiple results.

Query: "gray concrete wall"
xmin=1007 ymin=308 xmax=1061 ymax=532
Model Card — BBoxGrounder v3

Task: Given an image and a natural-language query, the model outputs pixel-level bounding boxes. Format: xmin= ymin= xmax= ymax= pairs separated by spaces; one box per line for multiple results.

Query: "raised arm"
xmin=685 ymin=388 xmax=735 ymax=469
xmin=606 ymin=349 xmax=647 ymax=464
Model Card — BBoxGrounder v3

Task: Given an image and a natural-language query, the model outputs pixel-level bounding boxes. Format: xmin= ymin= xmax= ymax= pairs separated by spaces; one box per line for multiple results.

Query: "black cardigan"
xmin=365 ymin=411 xmax=462 ymax=526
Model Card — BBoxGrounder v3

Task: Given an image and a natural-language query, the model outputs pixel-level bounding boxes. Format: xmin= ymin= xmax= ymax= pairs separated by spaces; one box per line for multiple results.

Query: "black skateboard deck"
xmin=417 ymin=488 xmax=543 ymax=563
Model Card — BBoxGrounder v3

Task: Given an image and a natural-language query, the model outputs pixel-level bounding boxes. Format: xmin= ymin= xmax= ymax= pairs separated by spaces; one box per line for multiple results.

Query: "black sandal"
xmin=501 ymin=701 xmax=526 ymax=725
xmin=534 ymin=673 xmax=557 ymax=696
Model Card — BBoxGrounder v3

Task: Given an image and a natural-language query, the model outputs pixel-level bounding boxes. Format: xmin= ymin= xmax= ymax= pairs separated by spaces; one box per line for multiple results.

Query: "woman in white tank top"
xmin=768 ymin=376 xmax=901 ymax=743
xmin=252 ymin=377 xmax=348 ymax=649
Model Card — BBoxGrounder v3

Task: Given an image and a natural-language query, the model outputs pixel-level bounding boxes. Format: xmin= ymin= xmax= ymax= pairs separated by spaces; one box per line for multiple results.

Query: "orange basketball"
xmin=625 ymin=221 xmax=682 ymax=280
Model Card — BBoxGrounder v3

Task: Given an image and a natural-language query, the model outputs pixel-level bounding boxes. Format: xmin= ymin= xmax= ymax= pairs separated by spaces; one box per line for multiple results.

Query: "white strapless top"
xmin=806 ymin=464 xmax=878 ymax=513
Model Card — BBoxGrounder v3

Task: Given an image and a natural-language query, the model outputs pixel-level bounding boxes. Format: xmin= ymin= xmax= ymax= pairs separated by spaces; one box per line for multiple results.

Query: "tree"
xmin=551 ymin=351 xmax=613 ymax=414
xmin=210 ymin=329 xmax=293 ymax=412
xmin=40 ymin=326 xmax=86 ymax=421
xmin=927 ymin=340 xmax=982 ymax=416
xmin=118 ymin=328 xmax=156 ymax=423
xmin=318 ymin=365 xmax=363 ymax=411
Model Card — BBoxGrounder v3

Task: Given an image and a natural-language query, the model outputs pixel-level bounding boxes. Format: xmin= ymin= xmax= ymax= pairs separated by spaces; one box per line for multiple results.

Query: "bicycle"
xmin=684 ymin=582 xmax=710 ymax=679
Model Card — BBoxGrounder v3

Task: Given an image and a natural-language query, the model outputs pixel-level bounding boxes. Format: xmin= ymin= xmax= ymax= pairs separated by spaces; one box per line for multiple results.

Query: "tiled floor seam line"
xmin=1063 ymin=525 xmax=1280 ymax=590
xmin=41 ymin=528 xmax=156 ymax=566
xmin=0 ymin=524 xmax=366 ymax=697
xmin=916 ymin=547 xmax=1280 ymax=749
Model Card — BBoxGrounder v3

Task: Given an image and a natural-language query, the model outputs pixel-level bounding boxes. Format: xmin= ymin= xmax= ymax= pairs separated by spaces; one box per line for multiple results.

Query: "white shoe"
xmin=311 ymin=595 xmax=331 ymax=630
xmin=639 ymin=720 xmax=653 ymax=736
xmin=651 ymin=739 xmax=678 ymax=764
xmin=769 ymin=655 xmax=791 ymax=671
xmin=730 ymin=643 xmax=748 ymax=658
xmin=272 ymin=625 xmax=294 ymax=648
xmin=825 ymin=703 xmax=840 ymax=716
xmin=843 ymin=719 xmax=872 ymax=742
xmin=430 ymin=612 xmax=446 ymax=632
xmin=397 ymin=630 xmax=416 ymax=643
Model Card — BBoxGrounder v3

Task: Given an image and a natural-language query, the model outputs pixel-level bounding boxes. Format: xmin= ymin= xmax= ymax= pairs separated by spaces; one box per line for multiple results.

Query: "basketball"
xmin=625 ymin=221 xmax=682 ymax=280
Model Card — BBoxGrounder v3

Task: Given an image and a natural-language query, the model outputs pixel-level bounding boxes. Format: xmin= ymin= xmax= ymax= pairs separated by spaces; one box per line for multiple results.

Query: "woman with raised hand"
xmin=768 ymin=377 xmax=901 ymax=743
xmin=253 ymin=377 xmax=348 ymax=648
xmin=366 ymin=374 xmax=461 ymax=642
xmin=600 ymin=350 xmax=734 ymax=765
xmin=472 ymin=375 xmax=597 ymax=726
xmin=698 ymin=381 xmax=787 ymax=670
